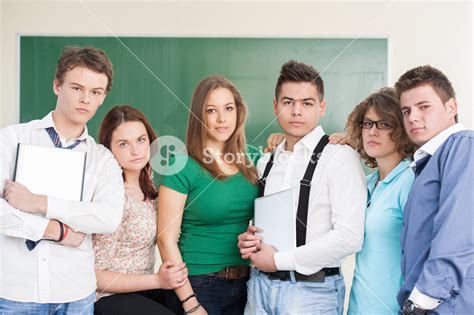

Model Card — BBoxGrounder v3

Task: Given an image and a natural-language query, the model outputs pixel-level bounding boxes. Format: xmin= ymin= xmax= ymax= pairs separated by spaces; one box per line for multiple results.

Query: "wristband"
xmin=181 ymin=293 xmax=196 ymax=304
xmin=54 ymin=220 xmax=65 ymax=242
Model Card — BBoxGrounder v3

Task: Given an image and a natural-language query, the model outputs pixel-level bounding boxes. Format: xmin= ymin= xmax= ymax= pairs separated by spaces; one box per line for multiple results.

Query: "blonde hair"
xmin=186 ymin=75 xmax=258 ymax=183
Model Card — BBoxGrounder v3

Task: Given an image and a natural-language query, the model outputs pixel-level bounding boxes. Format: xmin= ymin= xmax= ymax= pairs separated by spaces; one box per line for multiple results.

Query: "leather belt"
xmin=207 ymin=265 xmax=249 ymax=280
xmin=264 ymin=267 xmax=340 ymax=282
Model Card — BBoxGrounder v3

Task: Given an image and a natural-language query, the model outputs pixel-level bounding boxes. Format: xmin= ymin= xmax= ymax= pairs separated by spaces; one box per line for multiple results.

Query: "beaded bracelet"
xmin=184 ymin=303 xmax=201 ymax=314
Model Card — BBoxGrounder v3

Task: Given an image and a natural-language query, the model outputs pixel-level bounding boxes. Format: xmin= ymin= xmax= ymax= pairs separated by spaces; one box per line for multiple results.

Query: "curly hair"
xmin=346 ymin=87 xmax=417 ymax=168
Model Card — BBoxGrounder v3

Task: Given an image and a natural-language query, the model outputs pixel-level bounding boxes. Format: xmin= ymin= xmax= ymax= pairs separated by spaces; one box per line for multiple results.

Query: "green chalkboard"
xmin=20 ymin=37 xmax=387 ymax=147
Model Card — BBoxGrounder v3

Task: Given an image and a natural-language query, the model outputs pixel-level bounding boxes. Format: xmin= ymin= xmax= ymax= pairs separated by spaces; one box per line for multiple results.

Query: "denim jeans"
xmin=165 ymin=274 xmax=248 ymax=315
xmin=0 ymin=291 xmax=95 ymax=315
xmin=245 ymin=268 xmax=345 ymax=315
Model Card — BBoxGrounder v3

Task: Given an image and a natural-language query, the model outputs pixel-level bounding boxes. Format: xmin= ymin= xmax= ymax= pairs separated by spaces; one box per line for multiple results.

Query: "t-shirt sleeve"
xmin=159 ymin=154 xmax=194 ymax=195
xmin=246 ymin=144 xmax=263 ymax=166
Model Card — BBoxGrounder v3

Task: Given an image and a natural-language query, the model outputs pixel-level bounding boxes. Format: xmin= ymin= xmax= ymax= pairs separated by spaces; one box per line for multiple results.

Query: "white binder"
xmin=13 ymin=143 xmax=87 ymax=201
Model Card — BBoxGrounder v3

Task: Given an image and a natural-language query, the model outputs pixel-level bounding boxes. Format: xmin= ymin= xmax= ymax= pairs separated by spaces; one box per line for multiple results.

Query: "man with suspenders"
xmin=238 ymin=60 xmax=366 ymax=314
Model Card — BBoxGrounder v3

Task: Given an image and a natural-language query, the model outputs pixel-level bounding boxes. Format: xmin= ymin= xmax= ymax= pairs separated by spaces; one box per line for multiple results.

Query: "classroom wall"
xmin=0 ymin=0 xmax=472 ymax=311
xmin=1 ymin=1 xmax=472 ymax=129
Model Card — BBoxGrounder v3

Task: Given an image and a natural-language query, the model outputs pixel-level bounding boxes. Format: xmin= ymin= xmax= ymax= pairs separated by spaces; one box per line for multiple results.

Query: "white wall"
xmin=1 ymin=0 xmax=472 ymax=311
xmin=1 ymin=0 xmax=472 ymax=128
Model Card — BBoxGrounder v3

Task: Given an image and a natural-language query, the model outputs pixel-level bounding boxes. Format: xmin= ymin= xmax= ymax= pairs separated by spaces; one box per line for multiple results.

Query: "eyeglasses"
xmin=360 ymin=119 xmax=393 ymax=130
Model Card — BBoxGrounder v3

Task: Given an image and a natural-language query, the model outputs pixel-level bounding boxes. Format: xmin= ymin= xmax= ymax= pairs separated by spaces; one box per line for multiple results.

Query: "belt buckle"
xmin=224 ymin=267 xmax=230 ymax=280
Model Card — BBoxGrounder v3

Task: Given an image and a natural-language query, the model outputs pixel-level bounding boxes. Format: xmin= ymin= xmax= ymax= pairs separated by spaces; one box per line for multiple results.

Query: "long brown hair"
xmin=346 ymin=87 xmax=417 ymax=168
xmin=99 ymin=105 xmax=158 ymax=200
xmin=186 ymin=75 xmax=258 ymax=183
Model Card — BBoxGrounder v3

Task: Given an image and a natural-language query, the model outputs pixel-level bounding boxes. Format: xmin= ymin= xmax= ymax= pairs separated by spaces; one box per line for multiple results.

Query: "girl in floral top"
xmin=93 ymin=105 xmax=188 ymax=315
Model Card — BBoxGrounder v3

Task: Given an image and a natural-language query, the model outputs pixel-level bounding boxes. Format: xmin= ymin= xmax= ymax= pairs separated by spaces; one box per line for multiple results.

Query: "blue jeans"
xmin=245 ymin=269 xmax=345 ymax=315
xmin=0 ymin=292 xmax=95 ymax=315
xmin=165 ymin=274 xmax=247 ymax=315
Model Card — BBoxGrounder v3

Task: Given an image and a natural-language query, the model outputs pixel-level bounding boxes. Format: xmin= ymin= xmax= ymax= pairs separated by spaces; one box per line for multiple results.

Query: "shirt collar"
xmin=35 ymin=111 xmax=89 ymax=143
xmin=413 ymin=123 xmax=465 ymax=163
xmin=274 ymin=126 xmax=325 ymax=156
xmin=381 ymin=159 xmax=411 ymax=184
xmin=298 ymin=126 xmax=325 ymax=153
xmin=367 ymin=159 xmax=411 ymax=193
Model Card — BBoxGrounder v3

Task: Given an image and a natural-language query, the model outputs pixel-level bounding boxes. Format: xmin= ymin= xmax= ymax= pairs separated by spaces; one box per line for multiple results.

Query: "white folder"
xmin=13 ymin=143 xmax=87 ymax=201
xmin=254 ymin=188 xmax=296 ymax=252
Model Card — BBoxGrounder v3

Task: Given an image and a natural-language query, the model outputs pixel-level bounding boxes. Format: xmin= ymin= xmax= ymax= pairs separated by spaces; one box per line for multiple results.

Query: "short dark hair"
xmin=395 ymin=65 xmax=457 ymax=122
xmin=346 ymin=87 xmax=417 ymax=168
xmin=275 ymin=60 xmax=324 ymax=101
xmin=55 ymin=46 xmax=114 ymax=93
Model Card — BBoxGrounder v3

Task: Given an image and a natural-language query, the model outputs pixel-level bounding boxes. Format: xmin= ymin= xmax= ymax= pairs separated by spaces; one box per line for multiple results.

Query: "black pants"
xmin=94 ymin=289 xmax=175 ymax=315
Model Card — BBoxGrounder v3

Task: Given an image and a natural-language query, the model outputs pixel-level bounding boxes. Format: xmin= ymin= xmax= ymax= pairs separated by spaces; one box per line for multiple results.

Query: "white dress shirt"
xmin=0 ymin=112 xmax=124 ymax=303
xmin=257 ymin=126 xmax=366 ymax=275
xmin=408 ymin=122 xmax=465 ymax=310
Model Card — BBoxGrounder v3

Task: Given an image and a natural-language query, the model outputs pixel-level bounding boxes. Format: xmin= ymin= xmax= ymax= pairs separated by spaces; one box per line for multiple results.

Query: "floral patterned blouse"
xmin=93 ymin=194 xmax=157 ymax=300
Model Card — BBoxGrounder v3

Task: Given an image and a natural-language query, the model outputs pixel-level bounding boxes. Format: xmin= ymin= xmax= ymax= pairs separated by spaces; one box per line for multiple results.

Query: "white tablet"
xmin=254 ymin=188 xmax=296 ymax=252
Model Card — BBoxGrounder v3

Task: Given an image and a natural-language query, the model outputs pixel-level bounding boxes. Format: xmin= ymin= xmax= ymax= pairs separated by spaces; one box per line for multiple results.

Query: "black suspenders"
xmin=257 ymin=153 xmax=275 ymax=197
xmin=257 ymin=135 xmax=329 ymax=247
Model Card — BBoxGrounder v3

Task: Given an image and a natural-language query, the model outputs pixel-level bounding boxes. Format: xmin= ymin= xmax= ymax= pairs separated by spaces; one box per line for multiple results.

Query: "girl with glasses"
xmin=333 ymin=87 xmax=417 ymax=314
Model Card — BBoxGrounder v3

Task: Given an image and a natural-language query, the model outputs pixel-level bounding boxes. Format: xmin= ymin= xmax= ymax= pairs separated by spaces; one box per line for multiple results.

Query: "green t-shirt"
xmin=160 ymin=145 xmax=262 ymax=275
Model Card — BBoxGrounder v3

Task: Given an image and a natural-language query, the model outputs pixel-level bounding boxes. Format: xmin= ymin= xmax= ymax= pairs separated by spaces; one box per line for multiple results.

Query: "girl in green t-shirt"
xmin=158 ymin=75 xmax=261 ymax=315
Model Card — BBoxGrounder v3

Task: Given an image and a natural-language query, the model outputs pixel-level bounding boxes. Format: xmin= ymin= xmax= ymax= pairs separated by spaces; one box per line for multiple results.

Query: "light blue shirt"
xmin=348 ymin=159 xmax=414 ymax=314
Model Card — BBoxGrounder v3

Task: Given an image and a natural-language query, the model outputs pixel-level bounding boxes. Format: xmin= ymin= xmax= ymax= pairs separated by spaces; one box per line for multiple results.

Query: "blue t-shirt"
xmin=348 ymin=159 xmax=414 ymax=314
